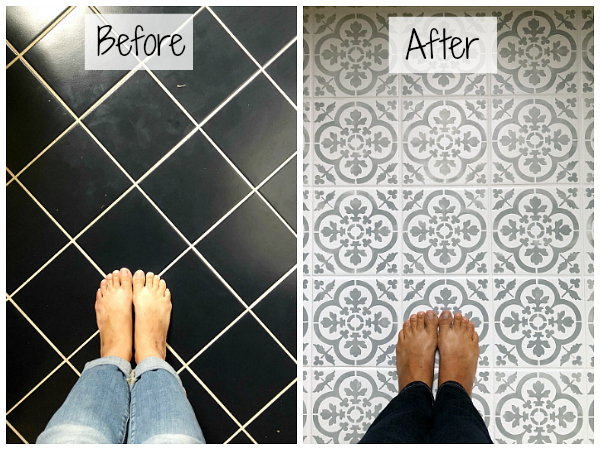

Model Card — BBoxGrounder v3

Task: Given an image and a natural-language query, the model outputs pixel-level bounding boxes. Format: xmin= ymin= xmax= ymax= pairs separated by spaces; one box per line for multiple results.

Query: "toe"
xmin=164 ymin=288 xmax=171 ymax=303
xmin=467 ymin=320 xmax=476 ymax=338
xmin=473 ymin=330 xmax=480 ymax=344
xmin=398 ymin=329 xmax=405 ymax=341
xmin=96 ymin=288 xmax=102 ymax=301
xmin=438 ymin=310 xmax=452 ymax=334
xmin=133 ymin=270 xmax=145 ymax=292
xmin=120 ymin=268 xmax=132 ymax=290
xmin=453 ymin=312 xmax=463 ymax=329
xmin=416 ymin=311 xmax=425 ymax=329
xmin=425 ymin=310 xmax=438 ymax=334
xmin=146 ymin=272 xmax=154 ymax=288
xmin=409 ymin=314 xmax=417 ymax=330
xmin=112 ymin=270 xmax=121 ymax=286
xmin=100 ymin=279 xmax=108 ymax=294
xmin=159 ymin=279 xmax=167 ymax=295
xmin=403 ymin=319 xmax=410 ymax=332
xmin=106 ymin=273 xmax=113 ymax=288
xmin=153 ymin=274 xmax=160 ymax=289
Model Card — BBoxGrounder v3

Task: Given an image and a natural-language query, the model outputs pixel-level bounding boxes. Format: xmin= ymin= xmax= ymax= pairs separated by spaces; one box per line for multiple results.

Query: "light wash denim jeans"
xmin=37 ymin=356 xmax=205 ymax=444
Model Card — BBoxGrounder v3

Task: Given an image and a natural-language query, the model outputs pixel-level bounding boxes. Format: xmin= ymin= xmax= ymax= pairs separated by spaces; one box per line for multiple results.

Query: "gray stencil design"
xmin=313 ymin=100 xmax=398 ymax=185
xmin=312 ymin=278 xmax=398 ymax=366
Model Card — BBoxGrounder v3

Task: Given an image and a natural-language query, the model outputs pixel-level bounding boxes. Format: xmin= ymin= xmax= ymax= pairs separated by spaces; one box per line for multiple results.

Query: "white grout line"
xmin=6 ymin=419 xmax=28 ymax=444
xmin=66 ymin=330 xmax=100 ymax=360
xmin=240 ymin=378 xmax=297 ymax=429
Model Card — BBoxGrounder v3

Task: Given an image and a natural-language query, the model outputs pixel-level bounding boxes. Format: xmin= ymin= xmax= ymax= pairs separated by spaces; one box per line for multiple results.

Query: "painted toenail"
xmin=427 ymin=312 xmax=434 ymax=319
xmin=441 ymin=311 xmax=450 ymax=319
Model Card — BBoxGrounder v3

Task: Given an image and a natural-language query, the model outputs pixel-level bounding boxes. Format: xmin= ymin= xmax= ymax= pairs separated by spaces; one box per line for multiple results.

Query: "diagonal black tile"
xmin=6 ymin=424 xmax=24 ymax=444
xmin=68 ymin=333 xmax=101 ymax=373
xmin=6 ymin=6 xmax=67 ymax=52
xmin=203 ymin=74 xmax=296 ymax=186
xmin=179 ymin=369 xmax=238 ymax=444
xmin=141 ymin=132 xmax=250 ymax=241
xmin=210 ymin=6 xmax=296 ymax=65
xmin=164 ymin=347 xmax=184 ymax=372
xmin=6 ymin=59 xmax=74 ymax=173
xmin=153 ymin=10 xmax=256 ymax=123
xmin=6 ymin=182 xmax=69 ymax=294
xmin=189 ymin=313 xmax=296 ymax=424
xmin=19 ymin=125 xmax=131 ymax=235
xmin=83 ymin=70 xmax=195 ymax=179
xmin=25 ymin=7 xmax=127 ymax=116
xmin=6 ymin=44 xmax=16 ymax=65
xmin=266 ymin=41 xmax=297 ymax=103
xmin=163 ymin=251 xmax=245 ymax=361
xmin=196 ymin=194 xmax=296 ymax=304
xmin=7 ymin=364 xmax=78 ymax=444
xmin=228 ymin=431 xmax=253 ymax=443
xmin=246 ymin=385 xmax=297 ymax=443
xmin=259 ymin=155 xmax=297 ymax=231
xmin=13 ymin=246 xmax=102 ymax=357
xmin=6 ymin=301 xmax=63 ymax=410
xmin=76 ymin=189 xmax=188 ymax=275
xmin=252 ymin=271 xmax=296 ymax=357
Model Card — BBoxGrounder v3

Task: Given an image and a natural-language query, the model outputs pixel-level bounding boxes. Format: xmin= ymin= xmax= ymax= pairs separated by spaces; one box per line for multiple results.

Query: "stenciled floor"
xmin=303 ymin=6 xmax=594 ymax=444
xmin=6 ymin=6 xmax=297 ymax=444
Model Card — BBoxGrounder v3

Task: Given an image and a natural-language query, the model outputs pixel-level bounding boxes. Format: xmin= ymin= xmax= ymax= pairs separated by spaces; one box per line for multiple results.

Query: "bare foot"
xmin=95 ymin=268 xmax=133 ymax=361
xmin=396 ymin=310 xmax=438 ymax=391
xmin=132 ymin=270 xmax=171 ymax=364
xmin=437 ymin=311 xmax=479 ymax=397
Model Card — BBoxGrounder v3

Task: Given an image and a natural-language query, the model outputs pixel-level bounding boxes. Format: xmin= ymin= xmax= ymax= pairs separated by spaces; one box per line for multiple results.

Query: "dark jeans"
xmin=359 ymin=380 xmax=493 ymax=444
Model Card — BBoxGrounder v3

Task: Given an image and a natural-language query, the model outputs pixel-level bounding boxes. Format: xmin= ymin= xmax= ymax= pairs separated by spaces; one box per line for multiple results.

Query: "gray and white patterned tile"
xmin=491 ymin=8 xmax=580 ymax=96
xmin=304 ymin=189 xmax=312 ymax=277
xmin=491 ymin=97 xmax=580 ymax=184
xmin=492 ymin=187 xmax=582 ymax=275
xmin=580 ymin=9 xmax=594 ymax=95
xmin=312 ymin=188 xmax=401 ymax=275
xmin=310 ymin=367 xmax=397 ymax=443
xmin=401 ymin=99 xmax=489 ymax=185
xmin=582 ymin=97 xmax=594 ymax=183
xmin=303 ymin=101 xmax=312 ymax=186
xmin=402 ymin=277 xmax=493 ymax=368
xmin=402 ymin=188 xmax=490 ymax=274
xmin=493 ymin=370 xmax=587 ymax=443
xmin=585 ymin=370 xmax=594 ymax=443
xmin=303 ymin=368 xmax=311 ymax=443
xmin=311 ymin=277 xmax=399 ymax=367
xmin=584 ymin=277 xmax=593 ymax=369
xmin=492 ymin=277 xmax=584 ymax=367
xmin=312 ymin=98 xmax=399 ymax=186
xmin=584 ymin=187 xmax=593 ymax=275
xmin=303 ymin=276 xmax=312 ymax=368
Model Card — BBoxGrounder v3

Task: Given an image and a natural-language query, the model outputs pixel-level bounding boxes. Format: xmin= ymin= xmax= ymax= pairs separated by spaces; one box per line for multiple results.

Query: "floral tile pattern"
xmin=305 ymin=6 xmax=593 ymax=444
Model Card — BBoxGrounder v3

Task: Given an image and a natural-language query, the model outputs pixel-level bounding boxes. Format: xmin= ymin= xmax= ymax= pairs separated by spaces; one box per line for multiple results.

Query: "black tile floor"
xmin=6 ymin=5 xmax=297 ymax=444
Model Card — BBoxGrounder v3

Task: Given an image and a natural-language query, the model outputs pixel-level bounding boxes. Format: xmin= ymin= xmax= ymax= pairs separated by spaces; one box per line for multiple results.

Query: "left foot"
xmin=396 ymin=310 xmax=439 ymax=391
xmin=95 ymin=268 xmax=133 ymax=361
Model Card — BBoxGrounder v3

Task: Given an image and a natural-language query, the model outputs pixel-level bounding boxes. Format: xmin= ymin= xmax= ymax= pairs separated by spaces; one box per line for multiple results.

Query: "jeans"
xmin=37 ymin=356 xmax=205 ymax=444
xmin=359 ymin=380 xmax=493 ymax=444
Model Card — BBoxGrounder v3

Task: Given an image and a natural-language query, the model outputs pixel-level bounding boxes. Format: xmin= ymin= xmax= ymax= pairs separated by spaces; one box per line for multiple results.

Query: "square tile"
xmin=303 ymin=101 xmax=311 ymax=186
xmin=493 ymin=370 xmax=587 ymax=443
xmin=6 ymin=423 xmax=24 ymax=444
xmin=401 ymin=73 xmax=488 ymax=97
xmin=6 ymin=182 xmax=69 ymax=294
xmin=492 ymin=277 xmax=584 ymax=367
xmin=491 ymin=97 xmax=580 ymax=184
xmin=491 ymin=187 xmax=582 ymax=274
xmin=83 ymin=70 xmax=195 ymax=180
xmin=6 ymin=44 xmax=16 ymax=65
xmin=312 ymin=98 xmax=399 ymax=186
xmin=6 ymin=60 xmax=73 ymax=173
xmin=163 ymin=250 xmax=245 ymax=362
xmin=584 ymin=277 xmax=594 ymax=368
xmin=259 ymin=155 xmax=297 ymax=231
xmin=196 ymin=194 xmax=296 ymax=304
xmin=402 ymin=188 xmax=490 ymax=275
xmin=582 ymin=97 xmax=594 ymax=183
xmin=580 ymin=9 xmax=594 ymax=95
xmin=203 ymin=73 xmax=296 ymax=186
xmin=310 ymin=368 xmax=397 ymax=443
xmin=178 ymin=369 xmax=239 ymax=444
xmin=189 ymin=313 xmax=296 ymax=424
xmin=24 ymin=7 xmax=127 ymax=115
xmin=153 ymin=9 xmax=256 ymax=123
xmin=12 ymin=245 xmax=102 ymax=357
xmin=303 ymin=277 xmax=312 ymax=367
xmin=246 ymin=386 xmax=296 ymax=443
xmin=210 ymin=6 xmax=296 ymax=66
xmin=6 ymin=301 xmax=63 ymax=410
xmin=312 ymin=188 xmax=401 ymax=275
xmin=68 ymin=334 xmax=101 ymax=373
xmin=252 ymin=271 xmax=296 ymax=357
xmin=6 ymin=364 xmax=78 ymax=444
xmin=6 ymin=6 xmax=67 ymax=52
xmin=491 ymin=9 xmax=580 ymax=96
xmin=140 ymin=132 xmax=250 ymax=242
xmin=303 ymin=368 xmax=311 ymax=443
xmin=303 ymin=189 xmax=312 ymax=277
xmin=266 ymin=41 xmax=297 ymax=103
xmin=76 ymin=189 xmax=188 ymax=274
xmin=313 ymin=277 xmax=399 ymax=368
xmin=19 ymin=124 xmax=131 ymax=235
xmin=583 ymin=186 xmax=594 ymax=275
xmin=401 ymin=99 xmax=489 ymax=185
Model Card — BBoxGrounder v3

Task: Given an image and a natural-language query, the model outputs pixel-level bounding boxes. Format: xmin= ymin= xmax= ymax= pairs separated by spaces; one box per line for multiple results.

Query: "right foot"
xmin=132 ymin=270 xmax=172 ymax=364
xmin=437 ymin=311 xmax=479 ymax=397
xmin=396 ymin=310 xmax=438 ymax=391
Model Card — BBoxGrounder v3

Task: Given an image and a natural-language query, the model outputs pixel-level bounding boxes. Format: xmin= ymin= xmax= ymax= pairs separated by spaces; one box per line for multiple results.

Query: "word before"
xmin=405 ymin=27 xmax=479 ymax=60
xmin=97 ymin=25 xmax=185 ymax=57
